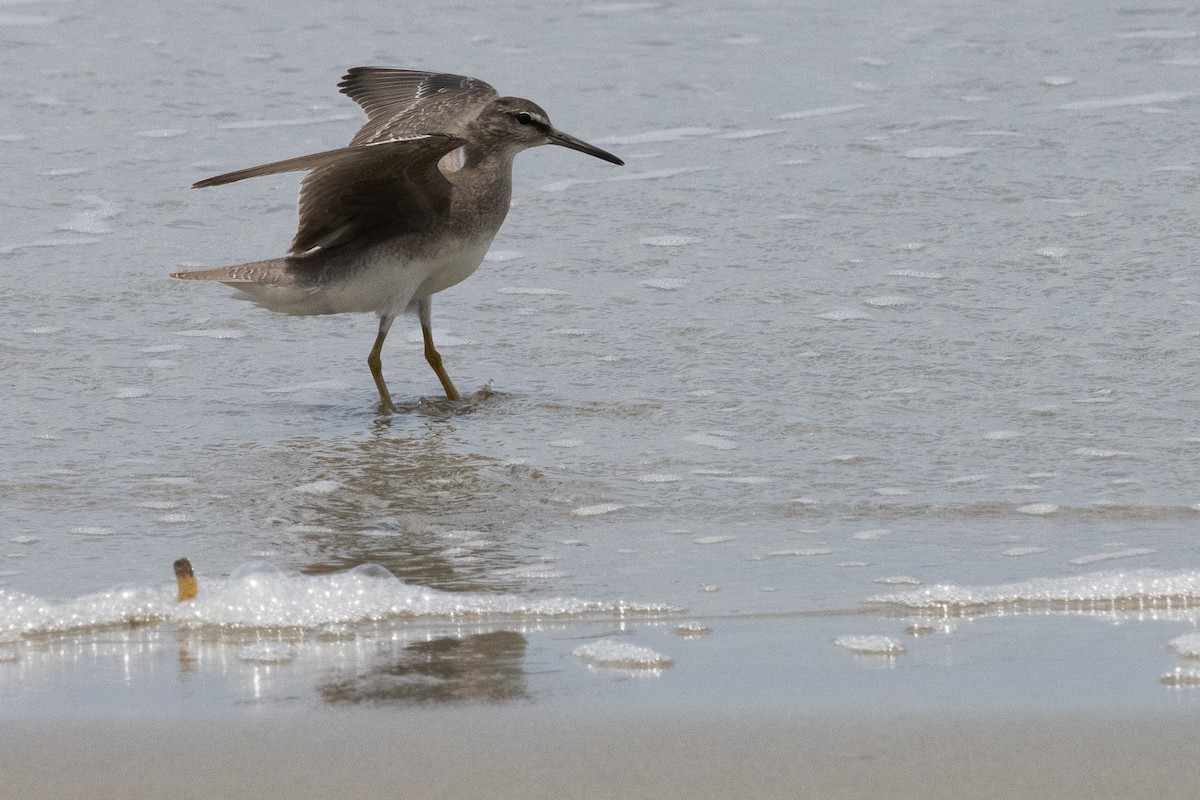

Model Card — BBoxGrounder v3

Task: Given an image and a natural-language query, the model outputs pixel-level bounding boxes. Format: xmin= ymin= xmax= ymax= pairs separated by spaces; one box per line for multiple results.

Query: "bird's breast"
xmin=412 ymin=236 xmax=493 ymax=298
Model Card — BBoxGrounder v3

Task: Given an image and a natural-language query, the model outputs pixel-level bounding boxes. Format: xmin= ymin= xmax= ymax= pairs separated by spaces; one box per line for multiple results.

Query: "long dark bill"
xmin=549 ymin=129 xmax=624 ymax=166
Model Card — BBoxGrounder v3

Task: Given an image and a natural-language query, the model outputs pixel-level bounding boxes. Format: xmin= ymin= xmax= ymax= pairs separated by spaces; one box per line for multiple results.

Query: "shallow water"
xmin=2 ymin=0 xmax=1200 ymax=733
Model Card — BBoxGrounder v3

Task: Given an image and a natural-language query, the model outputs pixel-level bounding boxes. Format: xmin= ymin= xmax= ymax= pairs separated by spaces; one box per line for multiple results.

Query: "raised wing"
xmin=338 ymin=67 xmax=499 ymax=145
xmin=192 ymin=133 xmax=466 ymax=255
xmin=290 ymin=134 xmax=466 ymax=254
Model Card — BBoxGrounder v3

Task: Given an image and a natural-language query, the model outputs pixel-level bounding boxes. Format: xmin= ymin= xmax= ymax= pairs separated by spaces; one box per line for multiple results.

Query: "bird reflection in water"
xmin=318 ymin=630 xmax=528 ymax=705
xmin=255 ymin=429 xmax=545 ymax=592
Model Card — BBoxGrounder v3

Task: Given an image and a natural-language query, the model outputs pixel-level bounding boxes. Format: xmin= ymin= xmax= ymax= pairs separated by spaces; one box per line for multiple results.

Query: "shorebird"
xmin=172 ymin=67 xmax=623 ymax=411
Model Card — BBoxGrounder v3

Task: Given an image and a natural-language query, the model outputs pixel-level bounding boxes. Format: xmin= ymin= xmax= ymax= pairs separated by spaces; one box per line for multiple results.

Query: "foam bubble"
xmin=817 ymin=308 xmax=871 ymax=321
xmin=1169 ymin=633 xmax=1200 ymax=659
xmin=0 ymin=563 xmax=673 ymax=636
xmin=1059 ymin=91 xmax=1191 ymax=111
xmin=777 ymin=103 xmax=870 ymax=120
xmin=684 ymin=433 xmax=737 ymax=450
xmin=570 ymin=503 xmax=625 ymax=517
xmin=640 ymin=235 xmax=702 ymax=246
xmin=637 ymin=474 xmax=681 ymax=483
xmin=573 ymin=640 xmax=673 ymax=669
xmin=1068 ymin=548 xmax=1154 ymax=566
xmin=0 ymin=585 xmax=171 ymax=636
xmin=1003 ymin=546 xmax=1047 ymax=557
xmin=639 ymin=277 xmax=689 ymax=290
xmin=72 ymin=526 xmax=111 ymax=536
xmin=873 ymin=568 xmax=1200 ymax=610
xmin=693 ymin=535 xmax=734 ymax=545
xmin=889 ymin=269 xmax=946 ymax=279
xmin=58 ymin=196 xmax=121 ymax=235
xmin=866 ymin=295 xmax=911 ymax=307
xmin=852 ymin=529 xmax=891 ymax=540
xmin=1161 ymin=667 xmax=1200 ymax=686
xmin=1073 ymin=448 xmax=1132 ymax=458
xmin=833 ymin=635 xmax=905 ymax=655
xmin=723 ymin=476 xmax=770 ymax=485
xmin=292 ymin=480 xmax=340 ymax=494
xmin=238 ymin=642 xmax=297 ymax=663
xmin=675 ymin=622 xmax=711 ymax=637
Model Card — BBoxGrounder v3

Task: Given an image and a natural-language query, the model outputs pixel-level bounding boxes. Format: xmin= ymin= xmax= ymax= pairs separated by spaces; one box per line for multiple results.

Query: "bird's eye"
xmin=515 ymin=112 xmax=532 ymax=125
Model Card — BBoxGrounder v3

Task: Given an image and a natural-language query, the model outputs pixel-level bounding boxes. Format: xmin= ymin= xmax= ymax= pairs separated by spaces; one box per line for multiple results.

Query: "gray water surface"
xmin=2 ymin=0 xmax=1199 ymax=717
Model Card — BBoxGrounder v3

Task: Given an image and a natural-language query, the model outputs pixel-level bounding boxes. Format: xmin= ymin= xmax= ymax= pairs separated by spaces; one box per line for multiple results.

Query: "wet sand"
xmin=5 ymin=710 xmax=1200 ymax=800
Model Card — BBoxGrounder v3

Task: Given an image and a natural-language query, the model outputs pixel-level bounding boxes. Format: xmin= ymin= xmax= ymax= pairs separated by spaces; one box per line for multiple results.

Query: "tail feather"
xmin=170 ymin=258 xmax=292 ymax=285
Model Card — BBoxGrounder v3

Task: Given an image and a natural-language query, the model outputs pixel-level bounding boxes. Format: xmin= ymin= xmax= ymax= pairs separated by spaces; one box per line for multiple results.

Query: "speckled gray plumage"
xmin=172 ymin=67 xmax=622 ymax=408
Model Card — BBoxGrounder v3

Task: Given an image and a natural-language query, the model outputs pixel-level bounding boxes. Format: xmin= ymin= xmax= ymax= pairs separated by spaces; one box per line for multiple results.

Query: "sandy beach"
xmin=6 ymin=710 xmax=1200 ymax=800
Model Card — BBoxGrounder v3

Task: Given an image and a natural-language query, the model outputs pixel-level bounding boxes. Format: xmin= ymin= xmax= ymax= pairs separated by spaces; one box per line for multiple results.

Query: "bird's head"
xmin=473 ymin=96 xmax=624 ymax=165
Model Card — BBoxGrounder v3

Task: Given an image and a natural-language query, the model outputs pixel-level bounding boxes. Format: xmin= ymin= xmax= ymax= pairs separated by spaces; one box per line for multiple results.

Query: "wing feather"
xmin=191 ymin=133 xmax=467 ymax=257
xmin=289 ymin=134 xmax=466 ymax=254
xmin=338 ymin=67 xmax=499 ymax=144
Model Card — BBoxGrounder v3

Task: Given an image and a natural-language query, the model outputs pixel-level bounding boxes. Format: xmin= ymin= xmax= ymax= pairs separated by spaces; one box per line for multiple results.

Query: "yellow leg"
xmin=419 ymin=298 xmax=461 ymax=401
xmin=369 ymin=315 xmax=398 ymax=412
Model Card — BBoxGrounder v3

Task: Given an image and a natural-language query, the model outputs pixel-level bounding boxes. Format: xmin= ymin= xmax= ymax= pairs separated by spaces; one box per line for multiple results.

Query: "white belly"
xmin=232 ymin=238 xmax=493 ymax=317
xmin=414 ymin=238 xmax=492 ymax=298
